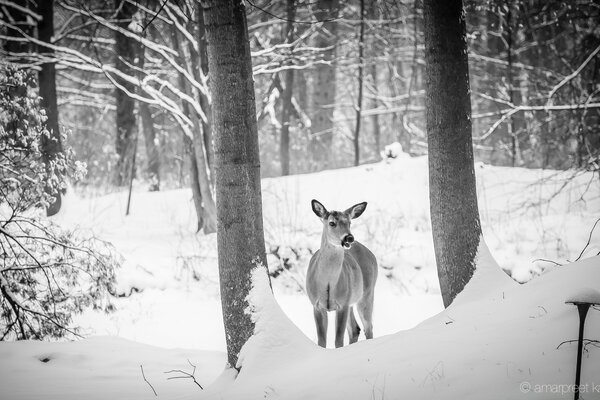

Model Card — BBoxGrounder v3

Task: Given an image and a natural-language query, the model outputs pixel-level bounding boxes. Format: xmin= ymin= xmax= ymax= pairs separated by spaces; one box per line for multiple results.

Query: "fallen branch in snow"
xmin=164 ymin=359 xmax=204 ymax=389
xmin=140 ymin=365 xmax=157 ymax=396
xmin=532 ymin=258 xmax=562 ymax=267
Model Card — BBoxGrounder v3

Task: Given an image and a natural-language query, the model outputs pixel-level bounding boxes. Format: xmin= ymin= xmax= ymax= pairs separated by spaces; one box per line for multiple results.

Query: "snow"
xmin=2 ymin=156 xmax=599 ymax=399
xmin=565 ymin=287 xmax=600 ymax=305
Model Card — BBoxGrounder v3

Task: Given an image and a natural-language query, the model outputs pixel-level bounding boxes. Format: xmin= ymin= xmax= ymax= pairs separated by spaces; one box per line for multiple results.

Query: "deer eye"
xmin=329 ymin=221 xmax=336 ymax=227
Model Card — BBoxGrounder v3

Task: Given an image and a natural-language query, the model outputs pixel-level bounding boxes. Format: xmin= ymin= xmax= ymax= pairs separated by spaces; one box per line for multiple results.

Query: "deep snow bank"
xmin=203 ymin=252 xmax=600 ymax=400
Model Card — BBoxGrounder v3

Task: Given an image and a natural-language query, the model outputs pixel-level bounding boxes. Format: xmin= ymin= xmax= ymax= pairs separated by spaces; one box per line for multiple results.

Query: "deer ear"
xmin=346 ymin=202 xmax=367 ymax=219
xmin=311 ymin=199 xmax=328 ymax=219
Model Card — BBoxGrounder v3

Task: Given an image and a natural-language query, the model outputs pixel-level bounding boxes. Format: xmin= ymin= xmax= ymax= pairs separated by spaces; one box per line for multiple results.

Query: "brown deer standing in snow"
xmin=306 ymin=199 xmax=378 ymax=348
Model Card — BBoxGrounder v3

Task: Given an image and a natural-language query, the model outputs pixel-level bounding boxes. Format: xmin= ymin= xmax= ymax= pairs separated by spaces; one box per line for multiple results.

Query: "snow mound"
xmin=236 ymin=265 xmax=317 ymax=375
xmin=451 ymin=237 xmax=517 ymax=306
xmin=207 ymin=256 xmax=600 ymax=400
xmin=565 ymin=287 xmax=600 ymax=305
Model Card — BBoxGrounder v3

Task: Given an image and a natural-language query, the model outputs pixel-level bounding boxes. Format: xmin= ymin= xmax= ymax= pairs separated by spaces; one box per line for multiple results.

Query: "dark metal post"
xmin=573 ymin=304 xmax=590 ymax=400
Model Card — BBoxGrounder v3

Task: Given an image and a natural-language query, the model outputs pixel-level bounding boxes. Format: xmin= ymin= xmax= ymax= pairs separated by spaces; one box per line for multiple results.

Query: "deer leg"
xmin=313 ymin=307 xmax=328 ymax=348
xmin=357 ymin=296 xmax=374 ymax=339
xmin=335 ymin=306 xmax=350 ymax=348
xmin=346 ymin=307 xmax=361 ymax=344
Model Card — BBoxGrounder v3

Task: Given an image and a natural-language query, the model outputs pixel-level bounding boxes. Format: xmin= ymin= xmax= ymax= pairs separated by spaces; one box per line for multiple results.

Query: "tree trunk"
xmin=280 ymin=0 xmax=295 ymax=176
xmin=113 ymin=0 xmax=139 ymax=187
xmin=203 ymin=0 xmax=270 ymax=369
xmin=172 ymin=25 xmax=217 ymax=234
xmin=423 ymin=0 xmax=482 ymax=308
xmin=353 ymin=0 xmax=365 ymax=167
xmin=139 ymin=103 xmax=160 ymax=191
xmin=368 ymin=2 xmax=380 ymax=156
xmin=137 ymin=44 xmax=160 ymax=192
xmin=195 ymin=3 xmax=214 ymax=176
xmin=37 ymin=0 xmax=63 ymax=216
xmin=309 ymin=0 xmax=340 ymax=170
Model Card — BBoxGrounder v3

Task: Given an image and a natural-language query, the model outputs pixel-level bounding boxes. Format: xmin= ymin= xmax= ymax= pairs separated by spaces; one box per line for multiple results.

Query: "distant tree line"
xmin=1 ymin=0 xmax=598 ymax=223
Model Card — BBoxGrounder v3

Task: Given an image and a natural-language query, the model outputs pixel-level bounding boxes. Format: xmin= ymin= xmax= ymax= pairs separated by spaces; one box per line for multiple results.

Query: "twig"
xmin=556 ymin=339 xmax=600 ymax=351
xmin=532 ymin=258 xmax=562 ymax=267
xmin=164 ymin=359 xmax=204 ymax=389
xmin=573 ymin=217 xmax=600 ymax=262
xmin=140 ymin=365 xmax=157 ymax=396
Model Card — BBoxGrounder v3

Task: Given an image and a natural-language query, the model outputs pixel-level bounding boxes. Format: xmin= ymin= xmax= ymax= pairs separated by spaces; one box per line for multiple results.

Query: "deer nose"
xmin=344 ymin=234 xmax=354 ymax=244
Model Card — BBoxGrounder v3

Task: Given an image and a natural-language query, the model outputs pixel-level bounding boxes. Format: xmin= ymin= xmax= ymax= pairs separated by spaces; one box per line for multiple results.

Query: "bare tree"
xmin=423 ymin=0 xmax=482 ymax=307
xmin=202 ymin=0 xmax=270 ymax=368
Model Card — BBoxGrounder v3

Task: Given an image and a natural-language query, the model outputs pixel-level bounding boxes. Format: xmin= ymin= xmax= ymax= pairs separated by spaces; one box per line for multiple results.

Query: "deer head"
xmin=311 ymin=199 xmax=367 ymax=249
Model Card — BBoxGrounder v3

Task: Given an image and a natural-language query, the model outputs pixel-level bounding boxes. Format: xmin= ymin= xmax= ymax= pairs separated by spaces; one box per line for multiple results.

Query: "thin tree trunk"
xmin=368 ymin=2 xmax=380 ymax=156
xmin=137 ymin=44 xmax=160 ymax=192
xmin=353 ymin=0 xmax=365 ymax=166
xmin=113 ymin=0 xmax=139 ymax=187
xmin=309 ymin=0 xmax=339 ymax=170
xmin=38 ymin=0 xmax=63 ymax=216
xmin=505 ymin=1 xmax=517 ymax=167
xmin=139 ymin=103 xmax=160 ymax=191
xmin=280 ymin=0 xmax=295 ymax=176
xmin=370 ymin=66 xmax=380 ymax=155
xmin=203 ymin=0 xmax=270 ymax=369
xmin=172 ymin=25 xmax=217 ymax=234
xmin=195 ymin=3 xmax=214 ymax=176
xmin=423 ymin=0 xmax=482 ymax=308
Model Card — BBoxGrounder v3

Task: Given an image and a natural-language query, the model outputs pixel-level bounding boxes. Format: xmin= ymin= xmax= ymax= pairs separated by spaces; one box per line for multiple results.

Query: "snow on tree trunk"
xmin=38 ymin=0 xmax=63 ymax=216
xmin=309 ymin=0 xmax=339 ymax=171
xmin=203 ymin=0 xmax=270 ymax=369
xmin=113 ymin=0 xmax=139 ymax=187
xmin=423 ymin=0 xmax=482 ymax=308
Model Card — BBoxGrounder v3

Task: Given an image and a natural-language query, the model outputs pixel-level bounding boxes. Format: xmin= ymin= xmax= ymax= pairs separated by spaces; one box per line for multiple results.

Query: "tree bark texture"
xmin=113 ymin=0 xmax=139 ymax=187
xmin=309 ymin=0 xmax=339 ymax=170
xmin=203 ymin=0 xmax=270 ymax=369
xmin=279 ymin=0 xmax=295 ymax=176
xmin=37 ymin=0 xmax=63 ymax=216
xmin=423 ymin=0 xmax=482 ymax=308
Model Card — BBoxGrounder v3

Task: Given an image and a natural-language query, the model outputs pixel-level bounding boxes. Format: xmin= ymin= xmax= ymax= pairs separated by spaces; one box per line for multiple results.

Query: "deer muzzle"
xmin=341 ymin=234 xmax=354 ymax=249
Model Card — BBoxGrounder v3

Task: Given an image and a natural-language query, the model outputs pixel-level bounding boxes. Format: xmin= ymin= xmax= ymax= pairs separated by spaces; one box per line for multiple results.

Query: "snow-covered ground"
xmin=1 ymin=155 xmax=598 ymax=399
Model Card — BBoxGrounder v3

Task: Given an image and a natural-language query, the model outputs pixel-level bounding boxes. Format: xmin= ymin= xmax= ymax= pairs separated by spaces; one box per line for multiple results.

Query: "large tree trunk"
xmin=309 ymin=0 xmax=339 ymax=171
xmin=279 ymin=0 xmax=295 ymax=176
xmin=37 ymin=0 xmax=63 ymax=216
xmin=423 ymin=0 xmax=482 ymax=308
xmin=203 ymin=0 xmax=270 ymax=369
xmin=113 ymin=0 xmax=139 ymax=187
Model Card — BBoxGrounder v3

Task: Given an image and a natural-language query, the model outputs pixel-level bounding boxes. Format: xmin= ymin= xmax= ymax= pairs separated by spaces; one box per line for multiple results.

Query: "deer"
xmin=306 ymin=199 xmax=378 ymax=348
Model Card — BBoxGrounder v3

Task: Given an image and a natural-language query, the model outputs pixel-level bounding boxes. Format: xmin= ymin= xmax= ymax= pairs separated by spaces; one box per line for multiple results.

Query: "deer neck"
xmin=317 ymin=231 xmax=345 ymax=282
